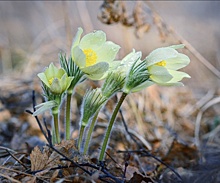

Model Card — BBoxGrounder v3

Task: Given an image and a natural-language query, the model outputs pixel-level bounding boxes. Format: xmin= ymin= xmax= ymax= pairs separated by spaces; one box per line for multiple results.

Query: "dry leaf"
xmin=30 ymin=146 xmax=49 ymax=171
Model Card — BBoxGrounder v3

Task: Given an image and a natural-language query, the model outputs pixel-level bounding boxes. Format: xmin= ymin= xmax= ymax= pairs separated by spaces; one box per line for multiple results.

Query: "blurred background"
xmin=0 ymin=1 xmax=220 ymax=90
xmin=1 ymin=1 xmax=220 ymax=156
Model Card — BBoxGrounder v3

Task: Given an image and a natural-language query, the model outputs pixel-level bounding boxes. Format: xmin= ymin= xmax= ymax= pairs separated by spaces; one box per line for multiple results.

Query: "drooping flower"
xmin=145 ymin=44 xmax=190 ymax=86
xmin=37 ymin=63 xmax=74 ymax=95
xmin=71 ymin=27 xmax=120 ymax=80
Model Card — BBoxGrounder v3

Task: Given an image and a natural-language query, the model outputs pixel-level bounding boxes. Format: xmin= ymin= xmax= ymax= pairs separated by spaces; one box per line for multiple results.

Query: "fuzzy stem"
xmin=78 ymin=125 xmax=85 ymax=152
xmin=65 ymin=93 xmax=72 ymax=140
xmin=99 ymin=92 xmax=127 ymax=161
xmin=52 ymin=112 xmax=60 ymax=144
xmin=83 ymin=111 xmax=99 ymax=155
xmin=52 ymin=127 xmax=57 ymax=144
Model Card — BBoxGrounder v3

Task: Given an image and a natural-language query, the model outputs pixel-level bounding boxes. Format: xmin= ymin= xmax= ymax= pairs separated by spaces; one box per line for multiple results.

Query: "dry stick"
xmin=145 ymin=1 xmax=220 ymax=80
xmin=25 ymin=91 xmax=49 ymax=143
xmin=28 ymin=93 xmax=124 ymax=182
xmin=6 ymin=150 xmax=28 ymax=170
xmin=79 ymin=163 xmax=123 ymax=183
xmin=119 ymin=109 xmax=183 ymax=182
xmin=195 ymin=96 xmax=220 ymax=147
xmin=0 ymin=173 xmax=21 ymax=183
xmin=27 ymin=91 xmax=92 ymax=175
xmin=118 ymin=150 xmax=183 ymax=182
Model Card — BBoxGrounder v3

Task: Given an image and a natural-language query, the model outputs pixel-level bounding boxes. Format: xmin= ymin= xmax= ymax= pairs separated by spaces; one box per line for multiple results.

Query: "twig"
xmin=119 ymin=109 xmax=152 ymax=150
xmin=25 ymin=90 xmax=51 ymax=144
xmin=47 ymin=144 xmax=92 ymax=175
xmin=195 ymin=96 xmax=220 ymax=148
xmin=0 ymin=173 xmax=21 ymax=183
xmin=117 ymin=149 xmax=183 ymax=182
xmin=79 ymin=163 xmax=124 ymax=183
xmin=6 ymin=150 xmax=28 ymax=170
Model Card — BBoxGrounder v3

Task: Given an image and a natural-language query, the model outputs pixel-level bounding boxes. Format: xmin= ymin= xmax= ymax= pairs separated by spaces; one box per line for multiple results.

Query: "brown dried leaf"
xmin=128 ymin=172 xmax=153 ymax=183
xmin=163 ymin=140 xmax=198 ymax=168
xmin=30 ymin=146 xmax=49 ymax=171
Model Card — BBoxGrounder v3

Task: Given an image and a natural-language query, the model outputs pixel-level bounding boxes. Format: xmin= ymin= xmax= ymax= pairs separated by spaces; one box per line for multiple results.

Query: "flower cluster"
xmin=33 ymin=27 xmax=191 ymax=159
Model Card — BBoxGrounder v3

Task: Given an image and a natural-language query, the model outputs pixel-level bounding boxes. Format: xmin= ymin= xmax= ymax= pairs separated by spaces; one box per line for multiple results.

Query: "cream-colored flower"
xmin=37 ymin=63 xmax=74 ymax=94
xmin=71 ymin=27 xmax=120 ymax=80
xmin=145 ymin=45 xmax=190 ymax=86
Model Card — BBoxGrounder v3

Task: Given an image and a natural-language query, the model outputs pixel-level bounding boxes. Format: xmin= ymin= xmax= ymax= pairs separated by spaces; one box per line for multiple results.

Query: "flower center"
xmin=155 ymin=60 xmax=166 ymax=67
xmin=83 ymin=49 xmax=98 ymax=67
xmin=49 ymin=77 xmax=54 ymax=85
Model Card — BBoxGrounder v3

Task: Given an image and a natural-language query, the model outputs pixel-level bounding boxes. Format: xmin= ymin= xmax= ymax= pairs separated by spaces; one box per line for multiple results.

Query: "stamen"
xmin=49 ymin=77 xmax=54 ymax=85
xmin=83 ymin=49 xmax=98 ymax=67
xmin=155 ymin=60 xmax=166 ymax=67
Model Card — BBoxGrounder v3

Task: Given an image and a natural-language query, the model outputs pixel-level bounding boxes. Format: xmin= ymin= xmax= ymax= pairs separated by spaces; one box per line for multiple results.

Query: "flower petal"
xmin=38 ymin=73 xmax=50 ymax=88
xmin=165 ymin=53 xmax=190 ymax=70
xmin=50 ymin=78 xmax=62 ymax=94
xmin=81 ymin=62 xmax=109 ymax=80
xmin=166 ymin=70 xmax=191 ymax=83
xmin=96 ymin=41 xmax=120 ymax=63
xmin=79 ymin=30 xmax=106 ymax=50
xmin=72 ymin=46 xmax=86 ymax=68
xmin=130 ymin=81 xmax=154 ymax=93
xmin=169 ymin=44 xmax=185 ymax=49
xmin=146 ymin=47 xmax=178 ymax=67
xmin=71 ymin=27 xmax=83 ymax=49
xmin=157 ymin=82 xmax=184 ymax=87
xmin=57 ymin=68 xmax=66 ymax=79
xmin=45 ymin=63 xmax=59 ymax=80
xmin=121 ymin=50 xmax=142 ymax=68
xmin=148 ymin=65 xmax=173 ymax=83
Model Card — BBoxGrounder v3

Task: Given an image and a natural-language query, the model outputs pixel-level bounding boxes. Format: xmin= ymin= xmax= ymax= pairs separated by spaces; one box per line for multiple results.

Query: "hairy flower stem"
xmin=65 ymin=93 xmax=72 ymax=140
xmin=52 ymin=127 xmax=57 ymax=144
xmin=78 ymin=125 xmax=85 ymax=152
xmin=99 ymin=92 xmax=127 ymax=161
xmin=52 ymin=112 xmax=60 ymax=144
xmin=83 ymin=111 xmax=99 ymax=155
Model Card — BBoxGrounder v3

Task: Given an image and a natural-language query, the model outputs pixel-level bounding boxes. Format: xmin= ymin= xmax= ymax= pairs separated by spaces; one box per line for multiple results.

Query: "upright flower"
xmin=37 ymin=63 xmax=74 ymax=95
xmin=33 ymin=63 xmax=74 ymax=144
xmin=145 ymin=44 xmax=190 ymax=86
xmin=71 ymin=27 xmax=120 ymax=80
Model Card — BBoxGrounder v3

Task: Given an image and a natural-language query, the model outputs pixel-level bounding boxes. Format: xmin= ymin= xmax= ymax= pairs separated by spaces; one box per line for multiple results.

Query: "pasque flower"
xmin=71 ymin=27 xmax=120 ymax=80
xmin=34 ymin=63 xmax=74 ymax=144
xmin=37 ymin=63 xmax=74 ymax=95
xmin=145 ymin=45 xmax=190 ymax=86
